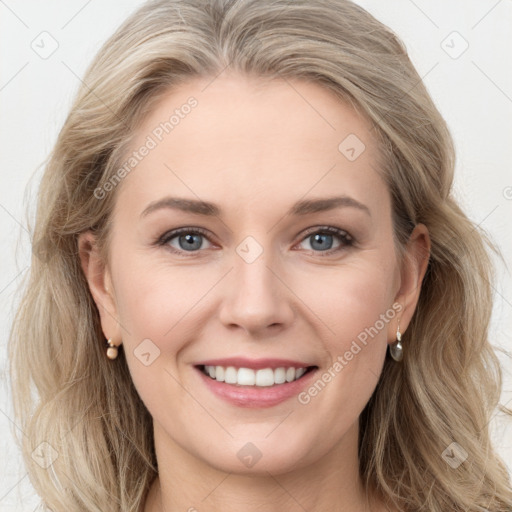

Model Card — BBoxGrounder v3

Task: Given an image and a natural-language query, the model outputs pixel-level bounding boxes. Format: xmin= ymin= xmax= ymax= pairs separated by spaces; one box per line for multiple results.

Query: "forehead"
xmin=113 ymin=73 xmax=388 ymax=220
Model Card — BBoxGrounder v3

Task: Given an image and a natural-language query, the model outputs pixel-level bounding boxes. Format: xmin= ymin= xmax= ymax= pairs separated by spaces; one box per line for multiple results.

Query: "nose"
xmin=218 ymin=248 xmax=295 ymax=336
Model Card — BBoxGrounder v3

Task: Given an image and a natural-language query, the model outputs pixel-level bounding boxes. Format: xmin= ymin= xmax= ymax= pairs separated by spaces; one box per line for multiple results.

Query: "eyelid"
xmin=298 ymin=225 xmax=353 ymax=241
xmin=156 ymin=226 xmax=215 ymax=251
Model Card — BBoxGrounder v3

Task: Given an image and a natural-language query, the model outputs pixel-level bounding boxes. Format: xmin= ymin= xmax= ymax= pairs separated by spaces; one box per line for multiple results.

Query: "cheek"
xmin=110 ymin=255 xmax=204 ymax=411
xmin=297 ymin=257 xmax=396 ymax=349
xmin=329 ymin=265 xmax=391 ymax=360
xmin=333 ymin=267 xmax=394 ymax=342
xmin=112 ymin=253 xmax=211 ymax=339
xmin=291 ymin=270 xmax=394 ymax=431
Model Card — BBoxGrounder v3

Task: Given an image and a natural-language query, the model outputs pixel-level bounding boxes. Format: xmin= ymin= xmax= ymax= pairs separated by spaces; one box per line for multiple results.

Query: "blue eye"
xmin=297 ymin=226 xmax=354 ymax=256
xmin=156 ymin=226 xmax=354 ymax=256
xmin=158 ymin=227 xmax=212 ymax=253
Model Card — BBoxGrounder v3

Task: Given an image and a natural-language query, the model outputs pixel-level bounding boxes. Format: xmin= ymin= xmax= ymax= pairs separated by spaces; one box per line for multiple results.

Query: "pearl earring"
xmin=106 ymin=338 xmax=119 ymax=360
xmin=389 ymin=323 xmax=403 ymax=362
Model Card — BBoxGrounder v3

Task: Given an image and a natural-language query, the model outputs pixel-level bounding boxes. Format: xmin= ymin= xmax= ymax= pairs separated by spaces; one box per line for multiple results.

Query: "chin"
xmin=194 ymin=433 xmax=315 ymax=476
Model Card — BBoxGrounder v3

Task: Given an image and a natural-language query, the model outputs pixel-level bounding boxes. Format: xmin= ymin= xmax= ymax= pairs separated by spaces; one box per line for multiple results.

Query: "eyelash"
xmin=155 ymin=226 xmax=355 ymax=257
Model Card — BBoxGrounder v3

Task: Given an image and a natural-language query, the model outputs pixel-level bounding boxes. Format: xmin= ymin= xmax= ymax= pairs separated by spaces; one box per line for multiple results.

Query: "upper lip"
xmin=194 ymin=357 xmax=317 ymax=370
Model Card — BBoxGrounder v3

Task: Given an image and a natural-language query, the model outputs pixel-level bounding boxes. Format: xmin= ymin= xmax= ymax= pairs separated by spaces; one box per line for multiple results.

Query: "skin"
xmin=79 ymin=72 xmax=430 ymax=512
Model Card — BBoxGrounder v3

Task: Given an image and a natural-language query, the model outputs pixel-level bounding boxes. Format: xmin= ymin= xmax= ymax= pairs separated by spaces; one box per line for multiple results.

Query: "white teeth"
xmin=274 ymin=367 xmax=286 ymax=384
xmin=237 ymin=367 xmax=256 ymax=386
xmin=295 ymin=368 xmax=306 ymax=379
xmin=224 ymin=366 xmax=237 ymax=384
xmin=215 ymin=366 xmax=225 ymax=382
xmin=255 ymin=368 xmax=274 ymax=386
xmin=202 ymin=365 xmax=311 ymax=386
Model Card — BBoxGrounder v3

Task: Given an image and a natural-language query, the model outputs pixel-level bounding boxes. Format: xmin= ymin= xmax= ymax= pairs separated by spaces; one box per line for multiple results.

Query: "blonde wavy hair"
xmin=9 ymin=0 xmax=512 ymax=511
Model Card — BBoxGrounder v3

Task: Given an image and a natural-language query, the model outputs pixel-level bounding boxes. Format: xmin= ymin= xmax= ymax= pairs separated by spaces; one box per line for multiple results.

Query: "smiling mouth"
xmin=195 ymin=364 xmax=318 ymax=387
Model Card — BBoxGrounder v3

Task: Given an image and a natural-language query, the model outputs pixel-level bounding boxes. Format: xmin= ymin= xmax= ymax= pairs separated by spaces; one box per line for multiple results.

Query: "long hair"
xmin=9 ymin=1 xmax=512 ymax=510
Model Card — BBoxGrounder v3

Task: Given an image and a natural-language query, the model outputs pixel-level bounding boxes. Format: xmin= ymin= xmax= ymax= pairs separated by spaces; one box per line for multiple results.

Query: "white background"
xmin=1 ymin=1 xmax=511 ymax=510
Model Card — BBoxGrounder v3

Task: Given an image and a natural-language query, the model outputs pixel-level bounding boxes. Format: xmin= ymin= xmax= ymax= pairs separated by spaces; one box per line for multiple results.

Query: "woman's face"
xmin=82 ymin=73 xmax=428 ymax=475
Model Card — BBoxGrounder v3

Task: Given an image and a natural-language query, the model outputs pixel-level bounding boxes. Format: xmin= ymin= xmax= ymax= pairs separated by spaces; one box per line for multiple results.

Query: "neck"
xmin=144 ymin=421 xmax=384 ymax=512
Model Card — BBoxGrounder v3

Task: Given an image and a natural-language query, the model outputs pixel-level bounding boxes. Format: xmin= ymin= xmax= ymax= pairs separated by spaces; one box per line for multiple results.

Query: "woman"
xmin=8 ymin=0 xmax=512 ymax=511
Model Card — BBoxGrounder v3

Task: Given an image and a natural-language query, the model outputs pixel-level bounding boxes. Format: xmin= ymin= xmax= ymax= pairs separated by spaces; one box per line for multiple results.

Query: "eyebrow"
xmin=140 ymin=195 xmax=371 ymax=219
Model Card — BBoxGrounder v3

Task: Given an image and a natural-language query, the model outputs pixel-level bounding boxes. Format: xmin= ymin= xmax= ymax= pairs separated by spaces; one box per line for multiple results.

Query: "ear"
xmin=389 ymin=223 xmax=431 ymax=341
xmin=78 ymin=231 xmax=122 ymax=348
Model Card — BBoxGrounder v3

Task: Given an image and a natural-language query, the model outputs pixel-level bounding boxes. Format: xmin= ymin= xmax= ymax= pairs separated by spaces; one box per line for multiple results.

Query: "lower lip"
xmin=194 ymin=366 xmax=318 ymax=408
